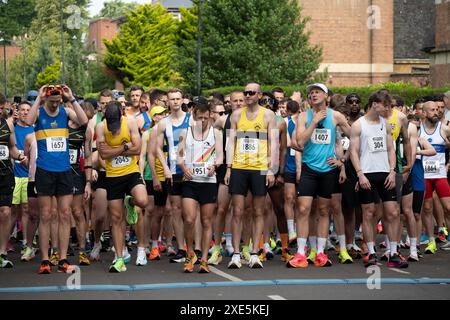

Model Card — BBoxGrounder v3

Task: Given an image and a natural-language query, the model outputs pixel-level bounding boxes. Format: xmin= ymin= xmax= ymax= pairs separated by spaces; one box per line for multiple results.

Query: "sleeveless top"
xmin=164 ymin=113 xmax=191 ymax=175
xmin=185 ymin=125 xmax=216 ymax=183
xmin=419 ymin=122 xmax=446 ymax=179
xmin=285 ymin=116 xmax=297 ymax=174
xmin=0 ymin=118 xmax=12 ymax=174
xmin=359 ymin=116 xmax=390 ymax=174
xmin=14 ymin=124 xmax=34 ymax=177
xmin=69 ymin=125 xmax=87 ymax=175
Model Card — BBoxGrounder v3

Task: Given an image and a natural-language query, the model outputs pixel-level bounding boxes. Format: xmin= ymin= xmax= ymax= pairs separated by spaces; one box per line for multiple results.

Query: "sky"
xmin=88 ymin=0 xmax=151 ymax=17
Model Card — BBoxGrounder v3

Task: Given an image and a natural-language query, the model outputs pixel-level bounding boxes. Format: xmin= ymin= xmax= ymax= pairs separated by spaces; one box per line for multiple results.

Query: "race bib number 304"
xmin=239 ymin=138 xmax=259 ymax=154
xmin=311 ymin=129 xmax=331 ymax=145
xmin=0 ymin=145 xmax=9 ymax=160
xmin=368 ymin=136 xmax=386 ymax=153
xmin=112 ymin=156 xmax=131 ymax=168
xmin=46 ymin=137 xmax=67 ymax=152
xmin=424 ymin=160 xmax=440 ymax=174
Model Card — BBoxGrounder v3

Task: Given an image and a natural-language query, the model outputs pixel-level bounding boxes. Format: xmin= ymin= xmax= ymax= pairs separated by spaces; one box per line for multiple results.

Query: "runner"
xmin=177 ymin=98 xmax=223 ymax=273
xmin=96 ymin=101 xmax=148 ymax=272
xmin=26 ymin=84 xmax=88 ymax=274
xmin=225 ymin=83 xmax=277 ymax=269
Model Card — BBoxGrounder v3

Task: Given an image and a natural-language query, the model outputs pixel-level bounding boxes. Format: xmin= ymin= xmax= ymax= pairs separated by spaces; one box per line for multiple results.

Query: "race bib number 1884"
xmin=424 ymin=160 xmax=439 ymax=174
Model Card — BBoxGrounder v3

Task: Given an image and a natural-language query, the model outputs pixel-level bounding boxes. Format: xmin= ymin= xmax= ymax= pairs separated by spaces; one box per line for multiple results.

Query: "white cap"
xmin=306 ymin=83 xmax=329 ymax=95
xmin=444 ymin=90 xmax=450 ymax=99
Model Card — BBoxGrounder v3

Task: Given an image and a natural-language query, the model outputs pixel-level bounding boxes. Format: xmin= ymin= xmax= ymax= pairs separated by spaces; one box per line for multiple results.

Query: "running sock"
xmin=410 ymin=238 xmax=417 ymax=250
xmin=287 ymin=219 xmax=295 ymax=234
xmin=152 ymin=240 xmax=158 ymax=249
xmin=390 ymin=242 xmax=398 ymax=256
xmin=280 ymin=233 xmax=288 ymax=249
xmin=385 ymin=235 xmax=391 ymax=252
xmin=297 ymin=238 xmax=307 ymax=255
xmin=225 ymin=233 xmax=232 ymax=247
xmin=308 ymin=236 xmax=317 ymax=251
xmin=317 ymin=238 xmax=326 ymax=254
xmin=367 ymin=242 xmax=375 ymax=255
xmin=338 ymin=235 xmax=346 ymax=249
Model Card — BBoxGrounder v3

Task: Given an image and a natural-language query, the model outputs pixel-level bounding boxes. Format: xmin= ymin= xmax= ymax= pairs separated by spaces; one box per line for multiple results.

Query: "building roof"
xmin=155 ymin=0 xmax=193 ymax=8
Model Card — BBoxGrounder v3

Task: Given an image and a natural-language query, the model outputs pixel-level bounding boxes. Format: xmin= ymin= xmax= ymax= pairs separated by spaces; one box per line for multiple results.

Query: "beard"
xmin=427 ymin=116 xmax=439 ymax=124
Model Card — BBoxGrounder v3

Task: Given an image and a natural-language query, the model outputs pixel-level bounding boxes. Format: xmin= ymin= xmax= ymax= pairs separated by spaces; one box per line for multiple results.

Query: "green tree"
xmin=104 ymin=3 xmax=178 ymax=87
xmin=36 ymin=61 xmax=61 ymax=87
xmin=0 ymin=0 xmax=36 ymax=40
xmin=97 ymin=0 xmax=138 ymax=19
xmin=177 ymin=0 xmax=322 ymax=90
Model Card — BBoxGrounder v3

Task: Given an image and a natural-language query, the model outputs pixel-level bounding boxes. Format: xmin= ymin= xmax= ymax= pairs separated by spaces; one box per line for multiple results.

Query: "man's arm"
xmin=336 ymin=111 xmax=351 ymax=138
xmin=214 ymin=128 xmax=224 ymax=166
xmin=24 ymin=133 xmax=37 ymax=179
xmin=148 ymin=127 xmax=159 ymax=184
xmin=84 ymin=127 xmax=93 ymax=183
xmin=386 ymin=124 xmax=396 ymax=172
xmin=139 ymin=131 xmax=149 ymax=176
xmin=7 ymin=121 xmax=26 ymax=163
xmin=121 ymin=117 xmax=141 ymax=156
xmin=266 ymin=110 xmax=278 ymax=173
xmin=399 ymin=113 xmax=412 ymax=172
xmin=63 ymin=85 xmax=88 ymax=126
xmin=349 ymin=121 xmax=363 ymax=174
xmin=25 ymin=85 xmax=46 ymax=126
xmin=226 ymin=110 xmax=240 ymax=167
xmin=156 ymin=119 xmax=172 ymax=176
xmin=408 ymin=123 xmax=418 ymax=165
xmin=96 ymin=123 xmax=123 ymax=160
xmin=278 ymin=120 xmax=287 ymax=176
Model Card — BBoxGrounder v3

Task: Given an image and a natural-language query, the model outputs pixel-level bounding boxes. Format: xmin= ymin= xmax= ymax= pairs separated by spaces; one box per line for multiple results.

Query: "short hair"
xmin=286 ymin=100 xmax=300 ymax=114
xmin=18 ymin=101 xmax=32 ymax=109
xmin=211 ymin=91 xmax=224 ymax=103
xmin=432 ymin=94 xmax=445 ymax=102
xmin=0 ymin=93 xmax=7 ymax=106
xmin=167 ymin=88 xmax=183 ymax=96
xmin=149 ymin=89 xmax=167 ymax=105
xmin=99 ymin=89 xmax=114 ymax=99
xmin=194 ymin=101 xmax=210 ymax=116
xmin=140 ymin=92 xmax=150 ymax=101
xmin=329 ymin=94 xmax=346 ymax=110
xmin=271 ymin=87 xmax=285 ymax=95
xmin=392 ymin=95 xmax=405 ymax=107
xmin=230 ymin=91 xmax=244 ymax=99
xmin=368 ymin=91 xmax=392 ymax=109
xmin=334 ymin=104 xmax=350 ymax=117
xmin=209 ymin=98 xmax=224 ymax=111
xmin=129 ymin=85 xmax=144 ymax=93
xmin=81 ymin=101 xmax=95 ymax=119
xmin=422 ymin=96 xmax=434 ymax=103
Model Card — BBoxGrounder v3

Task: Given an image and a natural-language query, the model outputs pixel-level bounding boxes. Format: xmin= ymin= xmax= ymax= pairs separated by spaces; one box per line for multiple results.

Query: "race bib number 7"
xmin=0 ymin=145 xmax=9 ymax=160
xmin=239 ymin=138 xmax=259 ymax=154
xmin=368 ymin=136 xmax=386 ymax=153
xmin=311 ymin=129 xmax=331 ymax=145
xmin=112 ymin=156 xmax=131 ymax=168
xmin=46 ymin=137 xmax=67 ymax=152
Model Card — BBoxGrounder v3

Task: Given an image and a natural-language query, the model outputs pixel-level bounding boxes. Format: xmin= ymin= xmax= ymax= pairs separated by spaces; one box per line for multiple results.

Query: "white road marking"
xmin=268 ymin=295 xmax=287 ymax=300
xmin=389 ymin=268 xmax=411 ymax=275
xmin=209 ymin=266 xmax=243 ymax=282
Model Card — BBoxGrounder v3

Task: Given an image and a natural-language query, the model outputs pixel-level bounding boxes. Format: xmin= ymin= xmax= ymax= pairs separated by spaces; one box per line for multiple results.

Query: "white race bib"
xmin=311 ymin=129 xmax=331 ymax=145
xmin=0 ymin=145 xmax=9 ymax=160
xmin=112 ymin=156 xmax=131 ymax=168
xmin=239 ymin=138 xmax=259 ymax=154
xmin=290 ymin=148 xmax=296 ymax=157
xmin=341 ymin=137 xmax=350 ymax=151
xmin=192 ymin=162 xmax=207 ymax=177
xmin=69 ymin=149 xmax=78 ymax=165
xmin=424 ymin=160 xmax=440 ymax=174
xmin=368 ymin=136 xmax=386 ymax=153
xmin=46 ymin=137 xmax=67 ymax=152
xmin=170 ymin=145 xmax=178 ymax=161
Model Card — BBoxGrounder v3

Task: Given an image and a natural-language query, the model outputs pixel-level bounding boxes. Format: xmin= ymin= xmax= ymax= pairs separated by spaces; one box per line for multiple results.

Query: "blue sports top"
xmin=14 ymin=124 xmax=35 ymax=177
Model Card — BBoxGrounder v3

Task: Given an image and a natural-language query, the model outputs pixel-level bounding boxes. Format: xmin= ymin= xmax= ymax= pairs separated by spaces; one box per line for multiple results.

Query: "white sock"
xmin=297 ymin=238 xmax=307 ymax=255
xmin=264 ymin=243 xmax=271 ymax=253
xmin=152 ymin=240 xmax=158 ymax=248
xmin=123 ymin=247 xmax=129 ymax=256
xmin=137 ymin=246 xmax=145 ymax=253
xmin=346 ymin=243 xmax=353 ymax=250
xmin=317 ymin=238 xmax=326 ymax=254
xmin=367 ymin=242 xmax=375 ymax=255
xmin=410 ymin=237 xmax=417 ymax=250
xmin=287 ymin=219 xmax=295 ymax=234
xmin=309 ymin=236 xmax=317 ymax=251
xmin=405 ymin=234 xmax=410 ymax=245
xmin=385 ymin=235 xmax=390 ymax=252
xmin=338 ymin=235 xmax=346 ymax=249
xmin=390 ymin=242 xmax=397 ymax=256
xmin=225 ymin=233 xmax=232 ymax=247
xmin=430 ymin=236 xmax=435 ymax=242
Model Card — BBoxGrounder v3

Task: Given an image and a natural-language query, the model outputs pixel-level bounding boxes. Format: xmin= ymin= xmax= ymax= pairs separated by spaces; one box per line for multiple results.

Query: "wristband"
xmin=69 ymin=98 xmax=76 ymax=104
xmin=84 ymin=165 xmax=93 ymax=169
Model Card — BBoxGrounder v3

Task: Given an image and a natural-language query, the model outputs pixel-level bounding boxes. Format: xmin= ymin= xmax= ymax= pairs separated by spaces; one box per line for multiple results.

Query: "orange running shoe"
xmin=198 ymin=260 xmax=210 ymax=273
xmin=38 ymin=260 xmax=52 ymax=274
xmin=286 ymin=253 xmax=308 ymax=268
xmin=281 ymin=248 xmax=294 ymax=262
xmin=149 ymin=247 xmax=161 ymax=261
xmin=183 ymin=253 xmax=197 ymax=273
xmin=314 ymin=253 xmax=332 ymax=267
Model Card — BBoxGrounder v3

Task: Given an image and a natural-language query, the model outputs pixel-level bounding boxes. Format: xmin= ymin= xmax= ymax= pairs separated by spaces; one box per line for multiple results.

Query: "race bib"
xmin=290 ymin=148 xmax=296 ymax=157
xmin=239 ymin=138 xmax=259 ymax=154
xmin=424 ymin=160 xmax=440 ymax=174
xmin=0 ymin=145 xmax=9 ymax=160
xmin=192 ymin=162 xmax=207 ymax=177
xmin=368 ymin=136 xmax=386 ymax=153
xmin=311 ymin=129 xmax=331 ymax=145
xmin=112 ymin=156 xmax=131 ymax=168
xmin=69 ymin=149 xmax=78 ymax=165
xmin=14 ymin=149 xmax=24 ymax=163
xmin=46 ymin=137 xmax=67 ymax=152
xmin=341 ymin=137 xmax=350 ymax=151
xmin=170 ymin=145 xmax=179 ymax=161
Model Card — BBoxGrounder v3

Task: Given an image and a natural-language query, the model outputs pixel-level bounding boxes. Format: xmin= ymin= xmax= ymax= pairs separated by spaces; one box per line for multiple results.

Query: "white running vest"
xmin=359 ymin=116 xmax=390 ymax=174
xmin=419 ymin=122 xmax=447 ymax=179
xmin=185 ymin=125 xmax=216 ymax=183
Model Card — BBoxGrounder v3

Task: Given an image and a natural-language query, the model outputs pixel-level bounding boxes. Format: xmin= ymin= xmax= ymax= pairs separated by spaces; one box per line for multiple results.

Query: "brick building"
xmin=430 ymin=0 xmax=450 ymax=88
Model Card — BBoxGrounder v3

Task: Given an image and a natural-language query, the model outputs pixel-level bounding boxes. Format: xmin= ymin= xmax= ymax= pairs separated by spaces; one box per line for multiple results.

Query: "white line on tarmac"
xmin=389 ymin=268 xmax=411 ymax=275
xmin=209 ymin=266 xmax=243 ymax=282
xmin=268 ymin=295 xmax=287 ymax=300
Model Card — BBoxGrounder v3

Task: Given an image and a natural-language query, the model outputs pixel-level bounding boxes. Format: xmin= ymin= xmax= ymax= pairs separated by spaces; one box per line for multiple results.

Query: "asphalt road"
xmin=1 ymin=239 xmax=450 ymax=301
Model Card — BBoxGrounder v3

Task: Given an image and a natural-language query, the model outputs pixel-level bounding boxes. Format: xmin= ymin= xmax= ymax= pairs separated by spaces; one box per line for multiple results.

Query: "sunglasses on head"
xmin=244 ymin=91 xmax=258 ymax=97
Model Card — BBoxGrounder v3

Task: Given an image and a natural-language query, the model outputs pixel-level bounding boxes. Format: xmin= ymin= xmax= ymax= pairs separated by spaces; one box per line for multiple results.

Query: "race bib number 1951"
xmin=112 ymin=156 xmax=131 ymax=168
xmin=46 ymin=137 xmax=67 ymax=152
xmin=311 ymin=129 xmax=331 ymax=145
xmin=0 ymin=145 xmax=9 ymax=160
xmin=239 ymin=138 xmax=259 ymax=154
xmin=192 ymin=163 xmax=207 ymax=177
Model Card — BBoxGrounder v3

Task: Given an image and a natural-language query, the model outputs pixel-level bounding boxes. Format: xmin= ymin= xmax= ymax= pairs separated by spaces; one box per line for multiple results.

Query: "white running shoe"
xmin=228 ymin=253 xmax=242 ymax=269
xmin=325 ymin=238 xmax=336 ymax=251
xmin=21 ymin=247 xmax=36 ymax=262
xmin=90 ymin=242 xmax=102 ymax=261
xmin=248 ymin=254 xmax=263 ymax=269
xmin=136 ymin=247 xmax=147 ymax=266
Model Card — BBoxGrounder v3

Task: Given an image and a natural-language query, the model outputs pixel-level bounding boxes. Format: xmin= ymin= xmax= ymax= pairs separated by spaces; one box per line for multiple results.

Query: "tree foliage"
xmin=36 ymin=61 xmax=61 ymax=87
xmin=97 ymin=0 xmax=137 ymax=19
xmin=177 ymin=0 xmax=322 ymax=91
xmin=0 ymin=0 xmax=36 ymax=40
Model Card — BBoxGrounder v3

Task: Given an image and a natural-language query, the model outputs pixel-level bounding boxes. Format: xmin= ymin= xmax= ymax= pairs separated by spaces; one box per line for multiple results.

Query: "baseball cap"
xmin=150 ymin=106 xmax=167 ymax=120
xmin=306 ymin=83 xmax=329 ymax=95
xmin=27 ymin=90 xmax=38 ymax=103
xmin=104 ymin=102 xmax=122 ymax=132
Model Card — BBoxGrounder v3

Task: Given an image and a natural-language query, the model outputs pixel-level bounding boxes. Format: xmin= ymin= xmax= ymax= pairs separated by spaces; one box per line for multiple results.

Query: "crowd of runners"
xmin=0 ymin=82 xmax=449 ymax=274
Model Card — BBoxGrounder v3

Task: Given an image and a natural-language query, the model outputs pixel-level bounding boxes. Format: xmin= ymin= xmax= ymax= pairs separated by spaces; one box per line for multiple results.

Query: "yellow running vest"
xmin=232 ymin=107 xmax=268 ymax=170
xmin=388 ymin=109 xmax=401 ymax=143
xmin=104 ymin=117 xmax=139 ymax=177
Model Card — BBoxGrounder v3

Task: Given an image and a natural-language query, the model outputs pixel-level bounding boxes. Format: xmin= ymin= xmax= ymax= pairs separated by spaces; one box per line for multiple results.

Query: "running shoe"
xmin=270 ymin=238 xmax=277 ymax=251
xmin=228 ymin=253 xmax=242 ymax=269
xmin=330 ymin=231 xmax=337 ymax=242
xmin=424 ymin=240 xmax=437 ymax=254
xmin=225 ymin=245 xmax=234 ymax=257
xmin=417 ymin=248 xmax=423 ymax=259
xmin=265 ymin=248 xmax=275 ymax=260
xmin=198 ymin=260 xmax=210 ymax=273
xmin=420 ymin=231 xmax=429 ymax=245
xmin=58 ymin=259 xmax=76 ymax=273
xmin=0 ymin=254 xmax=13 ymax=268
xmin=288 ymin=231 xmax=297 ymax=246
xmin=361 ymin=242 xmax=369 ymax=255
xmin=167 ymin=245 xmax=177 ymax=256
xmin=136 ymin=248 xmax=148 ymax=266
xmin=307 ymin=249 xmax=317 ymax=264
xmin=38 ymin=260 xmax=51 ymax=274
xmin=387 ymin=253 xmax=409 ymax=268
xmin=314 ymin=252 xmax=332 ymax=267
xmin=380 ymin=250 xmax=390 ymax=261
xmin=286 ymin=252 xmax=308 ymax=268
xmin=248 ymin=254 xmax=263 ymax=269
xmin=355 ymin=230 xmax=363 ymax=241
xmin=274 ymin=240 xmax=282 ymax=255
xmin=100 ymin=231 xmax=111 ymax=252
xmin=338 ymin=248 xmax=353 ymax=264
xmin=79 ymin=251 xmax=91 ymax=266
xmin=158 ymin=241 xmax=167 ymax=253
xmin=170 ymin=249 xmax=186 ymax=263
xmin=364 ymin=253 xmax=378 ymax=268
xmin=407 ymin=252 xmax=419 ymax=262
xmin=241 ymin=246 xmax=251 ymax=263
xmin=21 ymin=247 xmax=36 ymax=262
xmin=183 ymin=253 xmax=197 ymax=273
xmin=50 ymin=251 xmax=60 ymax=266
xmin=440 ymin=240 xmax=450 ymax=251
xmin=437 ymin=227 xmax=448 ymax=243
xmin=124 ymin=195 xmax=138 ymax=225
xmin=89 ymin=242 xmax=102 ymax=261
xmin=149 ymin=247 xmax=161 ymax=260
xmin=281 ymin=248 xmax=294 ymax=262
xmin=207 ymin=248 xmax=222 ymax=265
xmin=348 ymin=247 xmax=362 ymax=260
xmin=194 ymin=250 xmax=202 ymax=265
xmin=325 ymin=238 xmax=336 ymax=252
xmin=109 ymin=258 xmax=126 ymax=273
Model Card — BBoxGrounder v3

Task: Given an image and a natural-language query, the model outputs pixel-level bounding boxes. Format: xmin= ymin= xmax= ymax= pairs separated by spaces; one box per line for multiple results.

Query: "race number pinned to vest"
xmin=69 ymin=149 xmax=78 ymax=165
xmin=424 ymin=160 xmax=440 ymax=174
xmin=192 ymin=162 xmax=207 ymax=177
xmin=112 ymin=156 xmax=131 ymax=168
xmin=290 ymin=148 xmax=296 ymax=157
xmin=0 ymin=145 xmax=9 ymax=160
xmin=368 ymin=136 xmax=386 ymax=153
xmin=170 ymin=145 xmax=178 ymax=161
xmin=341 ymin=137 xmax=350 ymax=151
xmin=46 ymin=137 xmax=67 ymax=152
xmin=311 ymin=129 xmax=331 ymax=145
xmin=239 ymin=138 xmax=259 ymax=154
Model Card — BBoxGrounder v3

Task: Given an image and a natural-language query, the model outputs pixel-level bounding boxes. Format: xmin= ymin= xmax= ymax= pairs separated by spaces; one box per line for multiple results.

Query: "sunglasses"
xmin=348 ymin=99 xmax=360 ymax=104
xmin=244 ymin=91 xmax=258 ymax=97
xmin=213 ymin=111 xmax=225 ymax=116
